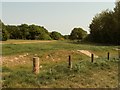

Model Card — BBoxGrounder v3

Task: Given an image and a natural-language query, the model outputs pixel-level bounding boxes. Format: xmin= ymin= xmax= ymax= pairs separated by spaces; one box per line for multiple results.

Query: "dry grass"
xmin=1 ymin=40 xmax=56 ymax=44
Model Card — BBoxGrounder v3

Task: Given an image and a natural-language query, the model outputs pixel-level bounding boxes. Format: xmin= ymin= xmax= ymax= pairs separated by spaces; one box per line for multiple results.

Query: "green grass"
xmin=2 ymin=58 xmax=118 ymax=88
xmin=2 ymin=40 xmax=119 ymax=56
xmin=2 ymin=40 xmax=120 ymax=88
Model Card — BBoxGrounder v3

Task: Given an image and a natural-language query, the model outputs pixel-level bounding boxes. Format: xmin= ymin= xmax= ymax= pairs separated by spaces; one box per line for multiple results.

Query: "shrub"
xmin=50 ymin=31 xmax=63 ymax=40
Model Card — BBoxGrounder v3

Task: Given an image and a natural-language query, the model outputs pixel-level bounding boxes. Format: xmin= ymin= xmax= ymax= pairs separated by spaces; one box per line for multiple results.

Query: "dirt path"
xmin=77 ymin=50 xmax=98 ymax=58
xmin=114 ymin=48 xmax=120 ymax=51
xmin=1 ymin=40 xmax=56 ymax=44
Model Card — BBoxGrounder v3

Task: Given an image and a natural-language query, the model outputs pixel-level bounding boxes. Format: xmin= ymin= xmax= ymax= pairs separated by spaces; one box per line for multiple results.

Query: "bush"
xmin=50 ymin=31 xmax=63 ymax=40
xmin=37 ymin=33 xmax=52 ymax=40
xmin=69 ymin=28 xmax=87 ymax=40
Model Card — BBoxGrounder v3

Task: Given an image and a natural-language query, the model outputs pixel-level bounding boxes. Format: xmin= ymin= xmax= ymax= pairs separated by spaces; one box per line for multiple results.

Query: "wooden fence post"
xmin=118 ymin=49 xmax=120 ymax=59
xmin=68 ymin=55 xmax=72 ymax=69
xmin=107 ymin=52 xmax=110 ymax=60
xmin=33 ymin=57 xmax=39 ymax=74
xmin=91 ymin=54 xmax=94 ymax=63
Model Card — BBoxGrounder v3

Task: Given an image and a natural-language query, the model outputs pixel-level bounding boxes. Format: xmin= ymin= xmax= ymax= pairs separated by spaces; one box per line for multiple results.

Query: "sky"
xmin=1 ymin=1 xmax=116 ymax=35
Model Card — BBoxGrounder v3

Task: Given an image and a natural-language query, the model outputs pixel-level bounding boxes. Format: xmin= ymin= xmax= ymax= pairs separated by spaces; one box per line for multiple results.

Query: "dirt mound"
xmin=2 ymin=50 xmax=99 ymax=66
xmin=2 ymin=53 xmax=31 ymax=66
xmin=42 ymin=50 xmax=75 ymax=62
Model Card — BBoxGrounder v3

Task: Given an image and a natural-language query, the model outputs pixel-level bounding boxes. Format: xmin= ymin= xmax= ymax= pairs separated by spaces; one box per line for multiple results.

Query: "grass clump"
xmin=2 ymin=66 xmax=12 ymax=72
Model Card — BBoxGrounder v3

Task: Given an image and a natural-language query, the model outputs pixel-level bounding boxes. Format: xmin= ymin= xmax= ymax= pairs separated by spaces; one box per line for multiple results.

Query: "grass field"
xmin=1 ymin=40 xmax=120 ymax=88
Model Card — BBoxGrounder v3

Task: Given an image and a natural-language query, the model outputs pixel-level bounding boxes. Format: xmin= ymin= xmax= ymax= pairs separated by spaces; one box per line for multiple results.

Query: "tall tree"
xmin=6 ymin=25 xmax=21 ymax=39
xmin=19 ymin=24 xmax=29 ymax=39
xmin=114 ymin=1 xmax=120 ymax=44
xmin=1 ymin=21 xmax=8 ymax=41
xmin=89 ymin=10 xmax=115 ymax=43
xmin=89 ymin=1 xmax=120 ymax=44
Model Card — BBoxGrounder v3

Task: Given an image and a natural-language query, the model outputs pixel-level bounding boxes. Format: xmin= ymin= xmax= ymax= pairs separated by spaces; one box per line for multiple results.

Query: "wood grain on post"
xmin=107 ymin=52 xmax=110 ymax=60
xmin=118 ymin=49 xmax=120 ymax=59
xmin=33 ymin=57 xmax=39 ymax=74
xmin=68 ymin=55 xmax=72 ymax=69
xmin=91 ymin=54 xmax=94 ymax=63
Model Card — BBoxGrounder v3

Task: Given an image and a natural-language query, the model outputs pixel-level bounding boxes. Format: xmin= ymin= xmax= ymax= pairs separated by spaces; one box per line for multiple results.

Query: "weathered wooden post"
xmin=68 ymin=55 xmax=72 ymax=69
xmin=107 ymin=52 xmax=110 ymax=60
xmin=33 ymin=57 xmax=39 ymax=74
xmin=91 ymin=54 xmax=94 ymax=63
xmin=118 ymin=49 xmax=120 ymax=59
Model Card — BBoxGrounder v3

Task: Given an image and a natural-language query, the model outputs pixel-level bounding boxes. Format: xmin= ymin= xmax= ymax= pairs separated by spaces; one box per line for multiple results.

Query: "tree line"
xmin=0 ymin=22 xmax=65 ymax=41
xmin=0 ymin=20 xmax=87 ymax=41
xmin=1 ymin=1 xmax=120 ymax=45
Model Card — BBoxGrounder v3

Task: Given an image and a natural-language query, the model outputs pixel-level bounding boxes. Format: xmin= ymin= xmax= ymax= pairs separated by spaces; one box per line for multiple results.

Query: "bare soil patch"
xmin=42 ymin=50 xmax=76 ymax=62
xmin=77 ymin=50 xmax=98 ymax=58
xmin=2 ymin=50 xmax=98 ymax=66
xmin=1 ymin=53 xmax=32 ymax=66
xmin=1 ymin=50 xmax=80 ymax=66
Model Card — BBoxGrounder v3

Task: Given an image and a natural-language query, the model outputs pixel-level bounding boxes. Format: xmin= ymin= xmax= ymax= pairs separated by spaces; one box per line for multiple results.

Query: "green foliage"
xmin=0 ymin=21 xmax=2 ymax=40
xmin=50 ymin=31 xmax=63 ymax=40
xmin=6 ymin=25 xmax=21 ymax=39
xmin=74 ymin=62 xmax=88 ymax=73
xmin=2 ymin=58 xmax=118 ymax=88
xmin=36 ymin=31 xmax=51 ymax=40
xmin=2 ymin=40 xmax=118 ymax=56
xmin=2 ymin=66 xmax=12 ymax=72
xmin=1 ymin=22 xmax=8 ymax=41
xmin=19 ymin=24 xmax=29 ymax=39
xmin=89 ymin=1 xmax=120 ymax=45
xmin=63 ymin=35 xmax=69 ymax=40
xmin=27 ymin=24 xmax=49 ymax=40
xmin=0 ymin=20 xmax=8 ymax=41
xmin=5 ymin=24 xmax=52 ymax=40
xmin=69 ymin=28 xmax=87 ymax=40
xmin=2 ymin=70 xmax=37 ymax=88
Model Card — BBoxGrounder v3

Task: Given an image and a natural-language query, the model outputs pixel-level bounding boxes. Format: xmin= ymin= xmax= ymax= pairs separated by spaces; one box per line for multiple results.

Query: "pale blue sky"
xmin=1 ymin=0 xmax=116 ymax=2
xmin=1 ymin=2 xmax=115 ymax=35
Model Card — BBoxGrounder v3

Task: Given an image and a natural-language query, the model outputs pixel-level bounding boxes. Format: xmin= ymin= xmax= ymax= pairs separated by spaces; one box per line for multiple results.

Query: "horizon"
xmin=1 ymin=2 xmax=115 ymax=35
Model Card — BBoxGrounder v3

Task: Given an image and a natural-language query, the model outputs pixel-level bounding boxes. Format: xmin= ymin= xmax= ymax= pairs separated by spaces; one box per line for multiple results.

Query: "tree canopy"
xmin=89 ymin=1 xmax=120 ymax=44
xmin=50 ymin=31 xmax=63 ymax=40
xmin=0 ymin=20 xmax=8 ymax=41
xmin=69 ymin=28 xmax=87 ymax=40
xmin=1 ymin=22 xmax=65 ymax=41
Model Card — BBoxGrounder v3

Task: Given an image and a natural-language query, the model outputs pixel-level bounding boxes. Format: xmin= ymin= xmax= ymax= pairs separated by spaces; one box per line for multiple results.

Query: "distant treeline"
xmin=0 ymin=1 xmax=120 ymax=45
xmin=0 ymin=21 xmax=87 ymax=41
xmin=0 ymin=23 xmax=64 ymax=41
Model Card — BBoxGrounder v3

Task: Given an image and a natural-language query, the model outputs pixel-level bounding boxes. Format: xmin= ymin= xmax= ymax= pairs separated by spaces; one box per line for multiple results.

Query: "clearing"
xmin=1 ymin=40 xmax=119 ymax=88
